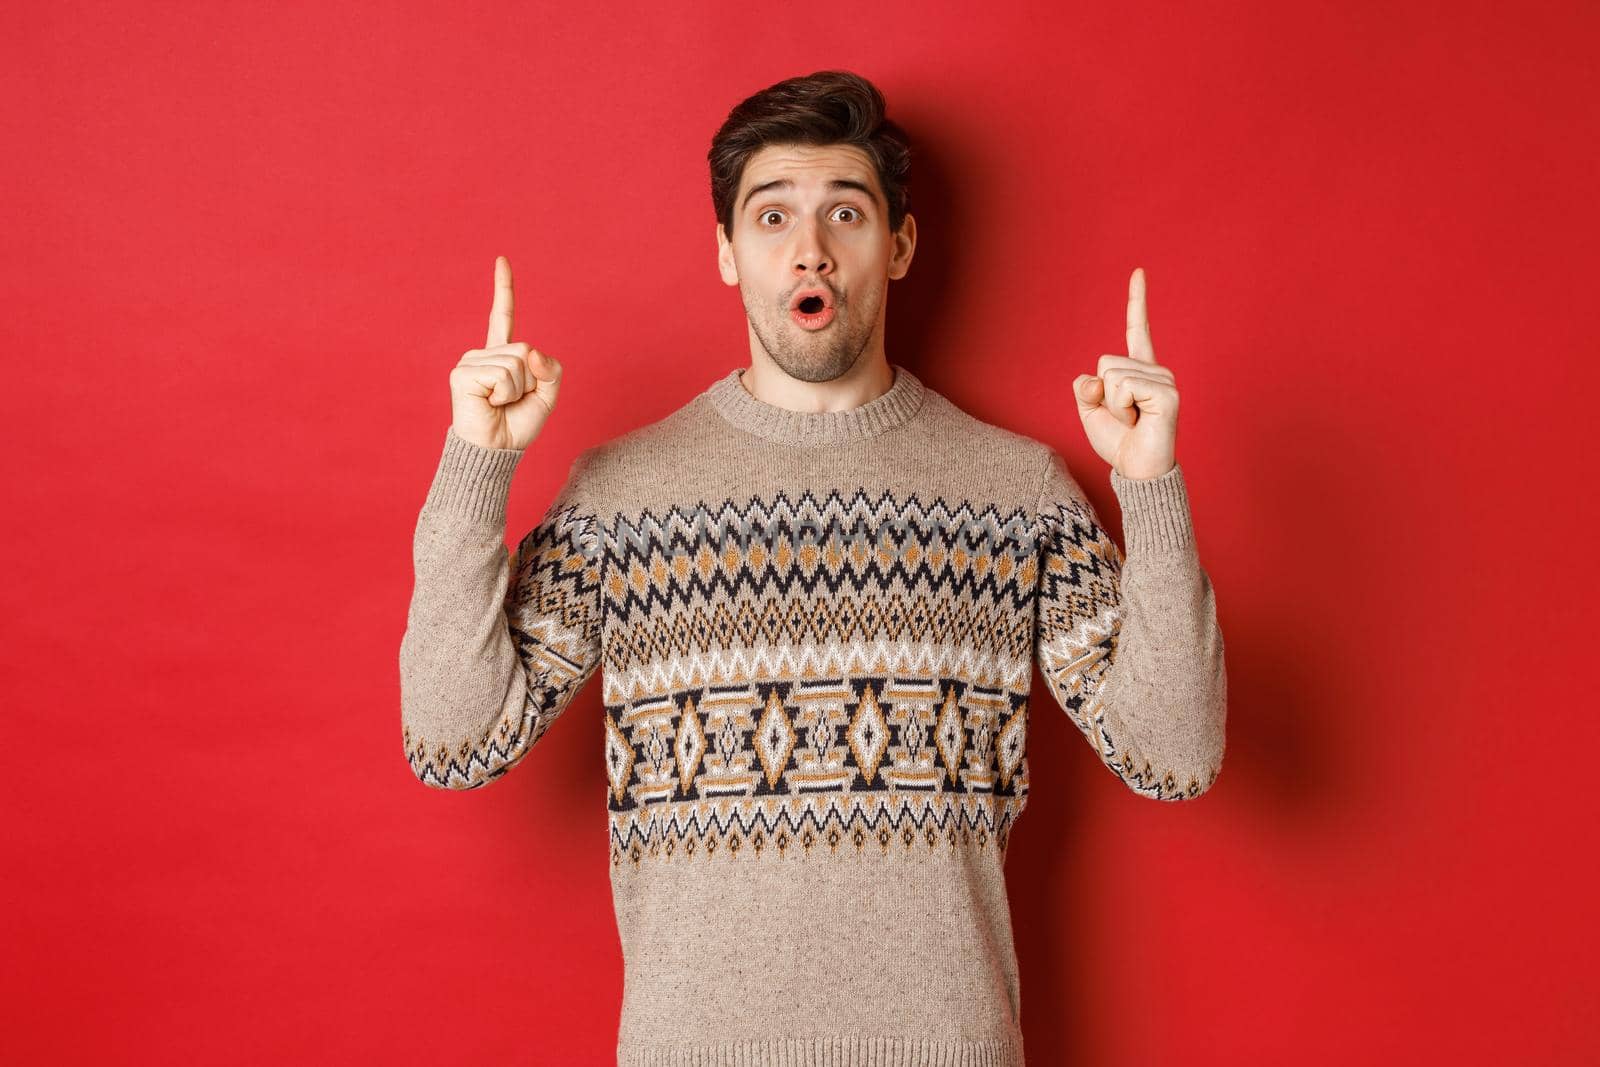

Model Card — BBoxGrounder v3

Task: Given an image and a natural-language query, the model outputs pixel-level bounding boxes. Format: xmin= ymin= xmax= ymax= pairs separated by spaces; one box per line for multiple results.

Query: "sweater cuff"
xmin=1110 ymin=462 xmax=1195 ymax=556
xmin=421 ymin=425 xmax=525 ymax=525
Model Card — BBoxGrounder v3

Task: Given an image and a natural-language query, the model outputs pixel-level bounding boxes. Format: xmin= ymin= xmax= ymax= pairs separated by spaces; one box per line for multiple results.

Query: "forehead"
xmin=737 ymin=142 xmax=882 ymax=200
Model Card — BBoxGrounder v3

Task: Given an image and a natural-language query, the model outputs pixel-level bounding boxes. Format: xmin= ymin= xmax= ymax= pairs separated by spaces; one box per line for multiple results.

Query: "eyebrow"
xmin=740 ymin=177 xmax=879 ymax=213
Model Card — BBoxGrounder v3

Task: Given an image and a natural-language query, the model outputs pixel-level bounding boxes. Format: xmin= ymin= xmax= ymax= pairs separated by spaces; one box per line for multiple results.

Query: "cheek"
xmin=847 ymin=237 xmax=891 ymax=271
xmin=854 ymin=272 xmax=885 ymax=303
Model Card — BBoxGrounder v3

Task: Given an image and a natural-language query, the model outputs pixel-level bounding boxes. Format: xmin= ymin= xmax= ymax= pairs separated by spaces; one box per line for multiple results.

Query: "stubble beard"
xmin=742 ymin=282 xmax=881 ymax=384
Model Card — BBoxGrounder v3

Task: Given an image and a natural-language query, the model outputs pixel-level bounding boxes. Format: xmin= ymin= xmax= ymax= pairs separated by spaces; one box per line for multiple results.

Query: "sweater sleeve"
xmin=1030 ymin=449 xmax=1227 ymax=800
xmin=398 ymin=425 xmax=605 ymax=790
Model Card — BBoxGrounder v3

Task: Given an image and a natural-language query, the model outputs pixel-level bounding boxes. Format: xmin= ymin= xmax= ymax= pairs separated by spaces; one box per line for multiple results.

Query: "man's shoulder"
xmin=918 ymin=386 xmax=1055 ymax=470
xmin=564 ymin=386 xmax=710 ymax=506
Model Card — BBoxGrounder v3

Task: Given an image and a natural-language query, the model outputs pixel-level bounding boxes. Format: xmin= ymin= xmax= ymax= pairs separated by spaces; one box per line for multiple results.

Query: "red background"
xmin=5 ymin=1 xmax=1596 ymax=1062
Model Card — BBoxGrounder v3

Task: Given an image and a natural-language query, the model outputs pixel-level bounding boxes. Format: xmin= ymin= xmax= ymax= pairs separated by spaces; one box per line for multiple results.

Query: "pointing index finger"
xmin=487 ymin=255 xmax=514 ymax=348
xmin=1125 ymin=266 xmax=1155 ymax=362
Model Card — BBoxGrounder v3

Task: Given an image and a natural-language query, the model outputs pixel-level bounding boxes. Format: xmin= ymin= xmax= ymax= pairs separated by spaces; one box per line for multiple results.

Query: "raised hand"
xmin=447 ymin=256 xmax=565 ymax=451
xmin=1072 ymin=267 xmax=1179 ymax=480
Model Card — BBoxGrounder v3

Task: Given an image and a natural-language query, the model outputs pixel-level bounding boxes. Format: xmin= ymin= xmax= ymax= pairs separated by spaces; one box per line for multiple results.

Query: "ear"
xmin=716 ymin=222 xmax=739 ymax=286
xmin=887 ymin=213 xmax=916 ymax=281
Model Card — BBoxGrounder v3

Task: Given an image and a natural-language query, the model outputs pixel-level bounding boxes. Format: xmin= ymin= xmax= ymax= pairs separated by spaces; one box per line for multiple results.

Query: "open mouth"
xmin=789 ymin=288 xmax=836 ymax=330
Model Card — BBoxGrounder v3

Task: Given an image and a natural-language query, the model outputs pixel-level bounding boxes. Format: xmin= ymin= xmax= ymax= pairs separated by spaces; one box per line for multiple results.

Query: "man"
xmin=400 ymin=69 xmax=1225 ymax=1066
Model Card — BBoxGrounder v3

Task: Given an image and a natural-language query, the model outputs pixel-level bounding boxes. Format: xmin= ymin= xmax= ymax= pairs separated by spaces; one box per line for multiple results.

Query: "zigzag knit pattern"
xmin=407 ymin=476 xmax=1213 ymax=810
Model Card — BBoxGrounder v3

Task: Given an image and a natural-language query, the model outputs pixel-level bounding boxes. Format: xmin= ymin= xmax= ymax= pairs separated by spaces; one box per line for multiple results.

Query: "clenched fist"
xmin=449 ymin=256 xmax=564 ymax=451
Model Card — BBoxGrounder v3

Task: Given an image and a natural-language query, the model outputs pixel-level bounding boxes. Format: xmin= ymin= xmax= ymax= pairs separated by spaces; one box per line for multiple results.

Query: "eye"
xmin=760 ymin=210 xmax=784 ymax=226
xmin=833 ymin=206 xmax=862 ymax=223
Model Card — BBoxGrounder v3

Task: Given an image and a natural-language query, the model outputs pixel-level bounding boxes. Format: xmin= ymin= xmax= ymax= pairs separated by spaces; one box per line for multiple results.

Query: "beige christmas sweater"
xmin=398 ymin=363 xmax=1227 ymax=1066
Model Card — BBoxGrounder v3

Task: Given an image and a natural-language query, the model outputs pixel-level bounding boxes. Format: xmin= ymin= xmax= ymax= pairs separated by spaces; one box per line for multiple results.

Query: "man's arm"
xmin=398 ymin=425 xmax=605 ymax=790
xmin=1031 ymin=448 xmax=1227 ymax=800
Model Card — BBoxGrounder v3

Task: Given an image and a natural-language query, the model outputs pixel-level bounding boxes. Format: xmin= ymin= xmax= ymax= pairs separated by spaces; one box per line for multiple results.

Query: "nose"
xmin=791 ymin=216 xmax=832 ymax=277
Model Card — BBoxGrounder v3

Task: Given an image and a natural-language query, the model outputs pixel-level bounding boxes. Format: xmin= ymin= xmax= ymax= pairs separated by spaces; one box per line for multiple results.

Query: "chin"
xmin=747 ymin=307 xmax=873 ymax=383
xmin=772 ymin=345 xmax=868 ymax=384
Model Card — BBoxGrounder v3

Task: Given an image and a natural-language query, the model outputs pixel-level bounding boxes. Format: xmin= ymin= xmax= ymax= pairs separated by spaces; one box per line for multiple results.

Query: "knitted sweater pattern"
xmin=399 ymin=363 xmax=1228 ymax=1066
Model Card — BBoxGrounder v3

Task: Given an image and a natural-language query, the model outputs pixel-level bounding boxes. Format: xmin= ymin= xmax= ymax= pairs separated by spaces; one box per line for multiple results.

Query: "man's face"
xmin=717 ymin=142 xmax=916 ymax=383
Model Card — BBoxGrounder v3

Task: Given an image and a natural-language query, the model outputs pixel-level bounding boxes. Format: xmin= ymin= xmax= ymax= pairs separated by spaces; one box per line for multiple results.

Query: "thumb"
xmin=528 ymin=351 xmax=563 ymax=412
xmin=1074 ymin=374 xmax=1104 ymax=417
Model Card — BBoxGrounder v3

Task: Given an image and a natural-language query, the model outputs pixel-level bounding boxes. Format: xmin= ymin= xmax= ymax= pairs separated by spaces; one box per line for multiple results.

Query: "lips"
xmin=789 ymin=286 xmax=836 ymax=330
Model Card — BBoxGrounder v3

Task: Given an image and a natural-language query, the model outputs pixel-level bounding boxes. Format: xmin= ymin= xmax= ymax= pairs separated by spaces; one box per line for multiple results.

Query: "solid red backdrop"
xmin=4 ymin=1 xmax=1596 ymax=1063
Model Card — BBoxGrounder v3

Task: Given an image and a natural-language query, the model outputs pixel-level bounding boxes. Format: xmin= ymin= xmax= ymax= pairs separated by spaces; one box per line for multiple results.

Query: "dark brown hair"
xmin=708 ymin=70 xmax=912 ymax=239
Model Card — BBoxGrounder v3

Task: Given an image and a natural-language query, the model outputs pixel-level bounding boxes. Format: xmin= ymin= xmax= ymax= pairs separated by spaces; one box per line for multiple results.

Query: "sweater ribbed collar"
xmin=705 ymin=362 xmax=927 ymax=446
